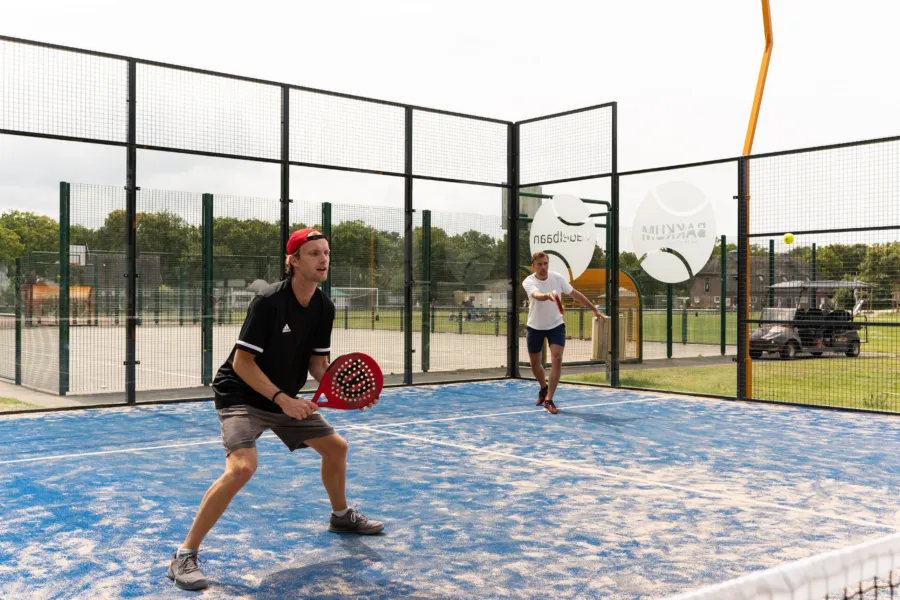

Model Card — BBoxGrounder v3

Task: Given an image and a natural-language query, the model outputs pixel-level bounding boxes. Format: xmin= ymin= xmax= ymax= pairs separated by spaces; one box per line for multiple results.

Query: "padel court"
xmin=2 ymin=379 xmax=898 ymax=599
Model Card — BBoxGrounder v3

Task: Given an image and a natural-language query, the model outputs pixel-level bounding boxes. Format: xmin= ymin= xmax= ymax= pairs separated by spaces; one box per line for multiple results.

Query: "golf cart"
xmin=749 ymin=280 xmax=871 ymax=360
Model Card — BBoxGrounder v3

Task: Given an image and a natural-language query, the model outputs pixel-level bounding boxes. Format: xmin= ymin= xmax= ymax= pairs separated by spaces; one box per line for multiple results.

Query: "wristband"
xmin=271 ymin=390 xmax=284 ymax=403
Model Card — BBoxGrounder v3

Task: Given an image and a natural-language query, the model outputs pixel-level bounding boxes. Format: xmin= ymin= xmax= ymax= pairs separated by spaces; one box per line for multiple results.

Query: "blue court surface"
xmin=2 ymin=380 xmax=900 ymax=599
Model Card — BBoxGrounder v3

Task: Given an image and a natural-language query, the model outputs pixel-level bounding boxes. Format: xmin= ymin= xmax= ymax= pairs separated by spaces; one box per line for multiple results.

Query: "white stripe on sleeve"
xmin=236 ymin=340 xmax=264 ymax=353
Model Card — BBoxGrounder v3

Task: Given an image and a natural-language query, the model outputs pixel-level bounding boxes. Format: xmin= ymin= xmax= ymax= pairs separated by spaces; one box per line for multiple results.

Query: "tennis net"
xmin=665 ymin=532 xmax=900 ymax=600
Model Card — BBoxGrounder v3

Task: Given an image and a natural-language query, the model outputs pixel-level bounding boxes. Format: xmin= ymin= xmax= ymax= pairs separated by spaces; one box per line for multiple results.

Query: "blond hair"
xmin=284 ymin=250 xmax=300 ymax=276
xmin=530 ymin=251 xmax=548 ymax=265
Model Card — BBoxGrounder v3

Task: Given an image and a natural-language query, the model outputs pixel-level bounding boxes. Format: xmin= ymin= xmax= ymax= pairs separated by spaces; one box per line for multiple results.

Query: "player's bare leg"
xmin=543 ymin=344 xmax=565 ymax=414
xmin=528 ymin=352 xmax=548 ymax=405
xmin=306 ymin=434 xmax=384 ymax=535
xmin=182 ymin=447 xmax=258 ymax=550
xmin=169 ymin=447 xmax=257 ymax=590
xmin=305 ymin=433 xmax=349 ymax=511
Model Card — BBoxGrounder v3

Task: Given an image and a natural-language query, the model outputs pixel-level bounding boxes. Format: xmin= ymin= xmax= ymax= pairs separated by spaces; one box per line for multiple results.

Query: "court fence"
xmin=1 ymin=34 xmax=898 ymax=414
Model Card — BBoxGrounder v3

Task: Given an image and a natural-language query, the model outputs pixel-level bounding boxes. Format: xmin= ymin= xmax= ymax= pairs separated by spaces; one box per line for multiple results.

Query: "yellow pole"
xmin=742 ymin=0 xmax=773 ymax=399
xmin=743 ymin=0 xmax=773 ymax=156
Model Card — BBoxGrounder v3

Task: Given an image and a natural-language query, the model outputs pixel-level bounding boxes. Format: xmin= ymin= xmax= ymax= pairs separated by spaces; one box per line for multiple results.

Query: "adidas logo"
xmin=282 ymin=324 xmax=291 ymax=333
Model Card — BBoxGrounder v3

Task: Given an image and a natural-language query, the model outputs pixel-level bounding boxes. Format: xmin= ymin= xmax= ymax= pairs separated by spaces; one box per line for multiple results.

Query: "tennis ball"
xmin=783 ymin=233 xmax=794 ymax=244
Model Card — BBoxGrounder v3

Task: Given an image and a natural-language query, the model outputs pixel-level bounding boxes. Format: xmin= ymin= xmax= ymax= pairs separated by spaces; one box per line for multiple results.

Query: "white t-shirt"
xmin=522 ymin=271 xmax=573 ymax=330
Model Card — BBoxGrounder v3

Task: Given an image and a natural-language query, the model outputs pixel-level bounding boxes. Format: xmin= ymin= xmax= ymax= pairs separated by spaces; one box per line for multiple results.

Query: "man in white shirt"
xmin=522 ymin=251 xmax=606 ymax=413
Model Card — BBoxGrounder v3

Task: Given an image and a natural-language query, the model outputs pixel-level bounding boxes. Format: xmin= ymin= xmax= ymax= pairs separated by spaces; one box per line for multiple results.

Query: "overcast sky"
xmin=2 ymin=0 xmax=900 ymax=248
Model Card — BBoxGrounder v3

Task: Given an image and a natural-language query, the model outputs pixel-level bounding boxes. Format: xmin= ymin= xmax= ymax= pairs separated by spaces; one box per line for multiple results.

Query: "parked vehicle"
xmin=749 ymin=280 xmax=870 ymax=360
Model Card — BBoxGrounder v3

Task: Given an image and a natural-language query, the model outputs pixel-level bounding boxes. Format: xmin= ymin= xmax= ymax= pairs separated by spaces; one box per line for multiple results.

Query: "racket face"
xmin=320 ymin=353 xmax=383 ymax=409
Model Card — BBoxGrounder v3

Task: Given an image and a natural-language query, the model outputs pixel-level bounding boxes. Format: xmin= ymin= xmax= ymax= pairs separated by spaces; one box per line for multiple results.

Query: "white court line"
xmin=355 ymin=398 xmax=653 ymax=428
xmin=0 ymin=438 xmax=230 ymax=465
xmin=356 ymin=425 xmax=900 ymax=532
xmin=0 ymin=398 xmax=653 ymax=465
xmin=3 ymin=399 xmax=898 ymax=531
xmin=19 ymin=348 xmax=206 ymax=382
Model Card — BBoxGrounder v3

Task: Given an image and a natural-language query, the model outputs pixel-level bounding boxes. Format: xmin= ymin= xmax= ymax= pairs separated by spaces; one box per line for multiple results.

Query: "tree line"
xmin=1 ymin=210 xmax=897 ymax=305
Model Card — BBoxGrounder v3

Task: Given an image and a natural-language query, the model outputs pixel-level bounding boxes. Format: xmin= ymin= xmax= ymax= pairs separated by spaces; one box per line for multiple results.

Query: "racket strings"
xmin=332 ymin=358 xmax=377 ymax=406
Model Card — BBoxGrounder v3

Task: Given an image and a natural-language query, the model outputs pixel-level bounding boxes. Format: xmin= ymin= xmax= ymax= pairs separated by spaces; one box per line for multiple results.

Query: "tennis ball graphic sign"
xmin=632 ymin=181 xmax=717 ymax=284
xmin=528 ymin=194 xmax=597 ymax=281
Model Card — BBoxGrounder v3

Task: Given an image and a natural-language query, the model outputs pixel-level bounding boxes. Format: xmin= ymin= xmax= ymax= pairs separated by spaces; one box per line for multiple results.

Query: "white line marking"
xmin=2 ymin=398 xmax=894 ymax=531
xmin=356 ymin=425 xmax=900 ymax=532
xmin=0 ymin=438 xmax=229 ymax=465
xmin=362 ymin=398 xmax=652 ymax=428
xmin=0 ymin=399 xmax=651 ymax=464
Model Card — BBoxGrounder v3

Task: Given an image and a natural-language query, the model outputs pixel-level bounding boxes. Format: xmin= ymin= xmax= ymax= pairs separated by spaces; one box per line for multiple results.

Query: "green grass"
xmin=566 ymin=365 xmax=738 ymax=397
xmin=76 ymin=304 xmax=900 ymax=353
xmin=641 ymin=311 xmax=736 ymax=346
xmin=0 ymin=397 xmax=38 ymax=410
xmin=860 ymin=312 xmax=900 ymax=355
xmin=564 ymin=356 xmax=900 ymax=411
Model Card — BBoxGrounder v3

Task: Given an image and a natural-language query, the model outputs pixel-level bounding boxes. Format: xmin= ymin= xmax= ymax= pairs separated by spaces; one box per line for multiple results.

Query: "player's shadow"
xmin=213 ymin=537 xmax=446 ymax=599
xmin=562 ymin=410 xmax=644 ymax=428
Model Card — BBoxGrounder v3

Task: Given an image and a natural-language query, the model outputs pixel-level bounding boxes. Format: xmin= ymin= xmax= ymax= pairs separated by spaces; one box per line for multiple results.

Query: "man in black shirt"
xmin=168 ymin=228 xmax=384 ymax=591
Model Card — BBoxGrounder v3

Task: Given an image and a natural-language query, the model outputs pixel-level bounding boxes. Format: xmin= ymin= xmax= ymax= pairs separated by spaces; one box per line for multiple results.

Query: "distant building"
xmin=688 ymin=253 xmax=828 ymax=310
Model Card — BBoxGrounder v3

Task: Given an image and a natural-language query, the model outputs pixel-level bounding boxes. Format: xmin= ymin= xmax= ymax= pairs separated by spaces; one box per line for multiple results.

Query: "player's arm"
xmin=232 ymin=296 xmax=316 ymax=419
xmin=233 ymin=350 xmax=318 ymax=419
xmin=523 ymin=278 xmax=552 ymax=302
xmin=233 ymin=349 xmax=289 ymax=405
xmin=568 ymin=288 xmax=606 ymax=319
xmin=309 ymin=304 xmax=334 ymax=384
xmin=309 ymin=355 xmax=329 ymax=382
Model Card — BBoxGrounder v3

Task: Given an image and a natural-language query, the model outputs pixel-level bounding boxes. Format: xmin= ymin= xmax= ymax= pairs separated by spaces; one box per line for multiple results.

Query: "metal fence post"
xmin=768 ymin=238 xmax=775 ymax=307
xmin=403 ymin=107 xmax=414 ymax=384
xmin=59 ymin=182 xmax=70 ymax=396
xmin=201 ymin=193 xmax=214 ymax=386
xmin=422 ymin=209 xmax=431 ymax=372
xmin=810 ymin=243 xmax=817 ymax=308
xmin=608 ymin=102 xmax=620 ymax=386
xmin=137 ymin=266 xmax=143 ymax=326
xmin=93 ymin=259 xmax=99 ymax=326
xmin=506 ymin=123 xmax=520 ymax=378
xmin=322 ymin=202 xmax=332 ymax=297
xmin=720 ymin=235 xmax=727 ymax=355
xmin=178 ymin=267 xmax=184 ymax=326
xmin=280 ymin=85 xmax=291 ymax=278
xmin=737 ymin=157 xmax=750 ymax=401
xmin=125 ymin=59 xmax=138 ymax=405
xmin=14 ymin=257 xmax=22 ymax=386
xmin=666 ymin=283 xmax=673 ymax=359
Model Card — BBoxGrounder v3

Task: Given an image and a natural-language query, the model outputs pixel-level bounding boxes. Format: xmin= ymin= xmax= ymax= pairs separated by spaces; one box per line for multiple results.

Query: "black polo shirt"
xmin=212 ymin=280 xmax=335 ymax=413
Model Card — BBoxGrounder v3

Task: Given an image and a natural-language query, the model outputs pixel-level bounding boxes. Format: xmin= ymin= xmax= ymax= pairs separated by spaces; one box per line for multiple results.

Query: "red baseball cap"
xmin=286 ymin=228 xmax=328 ymax=254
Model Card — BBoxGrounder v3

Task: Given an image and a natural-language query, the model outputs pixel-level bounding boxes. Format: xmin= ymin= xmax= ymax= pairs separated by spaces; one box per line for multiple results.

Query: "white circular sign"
xmin=631 ymin=181 xmax=717 ymax=284
xmin=529 ymin=194 xmax=596 ymax=281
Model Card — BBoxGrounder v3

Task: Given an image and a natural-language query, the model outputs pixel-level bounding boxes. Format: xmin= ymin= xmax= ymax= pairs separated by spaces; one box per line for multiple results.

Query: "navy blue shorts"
xmin=526 ymin=324 xmax=566 ymax=355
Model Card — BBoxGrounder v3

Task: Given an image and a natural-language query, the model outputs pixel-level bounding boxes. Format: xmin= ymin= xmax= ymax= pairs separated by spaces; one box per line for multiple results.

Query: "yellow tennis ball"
xmin=783 ymin=233 xmax=794 ymax=244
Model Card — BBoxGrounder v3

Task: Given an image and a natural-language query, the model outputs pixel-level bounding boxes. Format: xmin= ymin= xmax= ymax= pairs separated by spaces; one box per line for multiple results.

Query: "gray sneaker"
xmin=167 ymin=551 xmax=209 ymax=591
xmin=329 ymin=508 xmax=384 ymax=535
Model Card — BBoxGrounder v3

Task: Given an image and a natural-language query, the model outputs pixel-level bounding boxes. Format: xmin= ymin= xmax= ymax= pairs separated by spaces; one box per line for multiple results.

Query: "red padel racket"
xmin=310 ymin=352 xmax=383 ymax=410
xmin=553 ymin=291 xmax=564 ymax=314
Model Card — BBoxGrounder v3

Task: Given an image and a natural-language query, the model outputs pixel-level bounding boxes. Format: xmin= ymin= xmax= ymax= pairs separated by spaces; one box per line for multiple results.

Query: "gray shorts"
xmin=217 ymin=405 xmax=337 ymax=455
